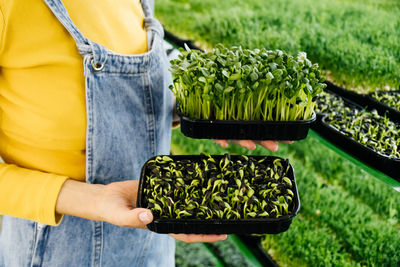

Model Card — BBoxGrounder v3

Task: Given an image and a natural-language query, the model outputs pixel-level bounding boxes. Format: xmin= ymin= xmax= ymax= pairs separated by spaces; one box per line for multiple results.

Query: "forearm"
xmin=55 ymin=179 xmax=105 ymax=221
xmin=55 ymin=179 xmax=227 ymax=243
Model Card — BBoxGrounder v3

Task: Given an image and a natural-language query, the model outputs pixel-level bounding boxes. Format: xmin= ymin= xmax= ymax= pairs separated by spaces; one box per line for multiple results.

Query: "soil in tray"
xmin=138 ymin=154 xmax=300 ymax=234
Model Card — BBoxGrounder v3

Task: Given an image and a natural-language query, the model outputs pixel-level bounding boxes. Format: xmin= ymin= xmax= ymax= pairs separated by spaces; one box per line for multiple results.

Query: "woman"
xmin=0 ymin=0 xmax=279 ymax=266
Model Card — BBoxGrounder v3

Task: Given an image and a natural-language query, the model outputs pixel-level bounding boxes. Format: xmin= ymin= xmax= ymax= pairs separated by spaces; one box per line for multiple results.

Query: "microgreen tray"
xmin=366 ymin=91 xmax=400 ymax=122
xmin=314 ymin=116 xmax=400 ymax=181
xmin=178 ymin=110 xmax=316 ymax=141
xmin=137 ymin=155 xmax=300 ymax=234
xmin=326 ymin=81 xmax=400 ymax=122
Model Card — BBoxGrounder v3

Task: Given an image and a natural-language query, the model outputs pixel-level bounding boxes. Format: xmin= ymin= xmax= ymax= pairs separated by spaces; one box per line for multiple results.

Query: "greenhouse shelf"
xmin=201 ymin=244 xmax=225 ymax=267
xmin=309 ymin=130 xmax=400 ymax=192
xmin=230 ymin=235 xmax=275 ymax=267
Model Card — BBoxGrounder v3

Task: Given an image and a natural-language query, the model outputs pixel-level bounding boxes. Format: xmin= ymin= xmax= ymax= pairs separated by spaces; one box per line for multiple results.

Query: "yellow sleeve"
xmin=0 ymin=163 xmax=69 ymax=226
xmin=0 ymin=0 xmax=69 ymax=226
xmin=0 ymin=1 xmax=4 ymax=54
xmin=0 ymin=0 xmax=6 ymax=53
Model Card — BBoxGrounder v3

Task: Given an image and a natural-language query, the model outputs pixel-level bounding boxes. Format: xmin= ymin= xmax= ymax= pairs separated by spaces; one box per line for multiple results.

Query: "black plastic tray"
xmin=314 ymin=89 xmax=400 ymax=181
xmin=164 ymin=29 xmax=203 ymax=51
xmin=366 ymin=91 xmax=400 ymax=122
xmin=236 ymin=235 xmax=279 ymax=267
xmin=257 ymin=240 xmax=280 ymax=267
xmin=137 ymin=155 xmax=301 ymax=234
xmin=178 ymin=110 xmax=316 ymax=141
xmin=324 ymin=81 xmax=369 ymax=106
xmin=313 ymin=116 xmax=400 ymax=181
xmin=325 ymin=81 xmax=400 ymax=122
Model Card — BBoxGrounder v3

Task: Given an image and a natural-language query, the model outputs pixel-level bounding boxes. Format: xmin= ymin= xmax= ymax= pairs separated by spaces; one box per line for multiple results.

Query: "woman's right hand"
xmin=56 ymin=179 xmax=227 ymax=243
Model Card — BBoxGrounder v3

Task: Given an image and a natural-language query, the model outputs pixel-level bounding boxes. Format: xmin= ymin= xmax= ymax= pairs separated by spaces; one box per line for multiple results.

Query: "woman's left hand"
xmin=169 ymin=234 xmax=227 ymax=243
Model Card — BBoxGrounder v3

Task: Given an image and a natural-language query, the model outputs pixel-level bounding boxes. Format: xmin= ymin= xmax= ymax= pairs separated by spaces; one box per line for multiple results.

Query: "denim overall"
xmin=0 ymin=0 xmax=175 ymax=266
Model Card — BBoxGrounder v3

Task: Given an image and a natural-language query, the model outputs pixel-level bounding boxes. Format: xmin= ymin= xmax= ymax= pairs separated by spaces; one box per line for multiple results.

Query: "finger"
xmin=279 ymin=140 xmax=293 ymax=144
xmin=115 ymin=208 xmax=153 ymax=229
xmin=231 ymin=140 xmax=256 ymax=150
xmin=169 ymin=233 xmax=227 ymax=243
xmin=214 ymin=139 xmax=229 ymax=148
xmin=258 ymin=140 xmax=278 ymax=151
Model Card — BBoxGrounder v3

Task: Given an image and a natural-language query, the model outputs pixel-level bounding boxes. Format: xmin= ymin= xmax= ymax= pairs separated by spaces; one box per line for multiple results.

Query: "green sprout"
xmin=143 ymin=154 xmax=296 ymax=220
xmin=169 ymin=44 xmax=326 ymax=121
xmin=370 ymin=90 xmax=400 ymax=112
xmin=316 ymin=90 xmax=400 ymax=159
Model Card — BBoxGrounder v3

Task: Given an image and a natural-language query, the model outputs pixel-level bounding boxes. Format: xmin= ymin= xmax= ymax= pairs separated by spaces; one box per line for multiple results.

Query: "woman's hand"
xmin=214 ymin=139 xmax=293 ymax=151
xmin=56 ymin=179 xmax=227 ymax=243
xmin=56 ymin=179 xmax=150 ymax=227
xmin=169 ymin=233 xmax=227 ymax=243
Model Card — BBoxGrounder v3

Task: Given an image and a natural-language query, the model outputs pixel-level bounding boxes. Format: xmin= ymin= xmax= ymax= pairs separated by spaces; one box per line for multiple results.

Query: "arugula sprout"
xmin=170 ymin=44 xmax=326 ymax=121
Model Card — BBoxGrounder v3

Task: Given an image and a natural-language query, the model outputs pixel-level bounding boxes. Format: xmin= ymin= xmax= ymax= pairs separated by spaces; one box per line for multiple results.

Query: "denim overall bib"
xmin=0 ymin=0 xmax=175 ymax=266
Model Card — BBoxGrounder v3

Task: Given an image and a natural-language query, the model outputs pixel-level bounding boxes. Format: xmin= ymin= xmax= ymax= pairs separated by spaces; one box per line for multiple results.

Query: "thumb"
xmin=137 ymin=209 xmax=154 ymax=225
xmin=119 ymin=208 xmax=154 ymax=229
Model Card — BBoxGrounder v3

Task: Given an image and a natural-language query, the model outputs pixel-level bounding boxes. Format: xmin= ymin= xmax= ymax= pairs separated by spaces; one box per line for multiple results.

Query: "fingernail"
xmin=139 ymin=211 xmax=152 ymax=224
xmin=220 ymin=142 xmax=228 ymax=147
xmin=246 ymin=142 xmax=256 ymax=150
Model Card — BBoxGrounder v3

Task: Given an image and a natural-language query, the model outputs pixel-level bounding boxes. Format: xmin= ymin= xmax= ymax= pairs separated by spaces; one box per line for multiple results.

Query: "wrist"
xmin=56 ymin=179 xmax=105 ymax=221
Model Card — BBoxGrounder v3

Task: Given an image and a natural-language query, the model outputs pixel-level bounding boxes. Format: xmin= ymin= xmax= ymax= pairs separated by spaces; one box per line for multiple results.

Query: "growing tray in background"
xmin=367 ymin=89 xmax=400 ymax=122
xmin=325 ymin=81 xmax=400 ymax=122
xmin=170 ymin=44 xmax=325 ymax=140
xmin=137 ymin=154 xmax=300 ymax=234
xmin=314 ymin=90 xmax=400 ymax=181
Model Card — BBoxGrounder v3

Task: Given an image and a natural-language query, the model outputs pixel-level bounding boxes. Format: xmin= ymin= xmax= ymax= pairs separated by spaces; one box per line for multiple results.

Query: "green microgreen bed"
xmin=156 ymin=0 xmax=400 ymax=93
xmin=175 ymin=241 xmax=219 ymax=267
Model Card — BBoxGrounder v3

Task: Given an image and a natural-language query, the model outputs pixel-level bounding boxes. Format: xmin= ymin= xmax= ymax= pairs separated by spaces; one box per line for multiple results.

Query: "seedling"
xmin=170 ymin=44 xmax=326 ymax=121
xmin=370 ymin=90 xmax=400 ymax=112
xmin=316 ymin=91 xmax=400 ymax=159
xmin=143 ymin=154 xmax=296 ymax=220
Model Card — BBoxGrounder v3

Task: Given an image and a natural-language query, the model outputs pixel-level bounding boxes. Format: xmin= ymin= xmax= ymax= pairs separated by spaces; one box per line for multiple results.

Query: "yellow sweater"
xmin=0 ymin=0 xmax=147 ymax=225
